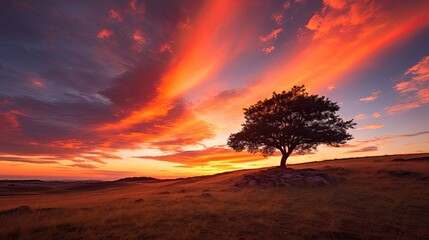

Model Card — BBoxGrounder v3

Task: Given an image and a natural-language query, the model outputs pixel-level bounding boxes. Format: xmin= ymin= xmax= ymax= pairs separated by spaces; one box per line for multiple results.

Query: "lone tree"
xmin=227 ymin=85 xmax=355 ymax=168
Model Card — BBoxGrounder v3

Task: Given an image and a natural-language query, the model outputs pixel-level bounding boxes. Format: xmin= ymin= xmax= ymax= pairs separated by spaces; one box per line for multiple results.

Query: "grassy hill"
xmin=0 ymin=153 xmax=428 ymax=239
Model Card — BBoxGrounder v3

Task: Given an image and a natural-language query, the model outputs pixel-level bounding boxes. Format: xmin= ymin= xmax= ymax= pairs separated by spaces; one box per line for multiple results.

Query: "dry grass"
xmin=0 ymin=154 xmax=428 ymax=239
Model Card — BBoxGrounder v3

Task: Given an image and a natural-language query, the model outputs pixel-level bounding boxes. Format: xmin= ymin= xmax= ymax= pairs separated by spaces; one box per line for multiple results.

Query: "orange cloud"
xmin=262 ymin=45 xmax=275 ymax=54
xmin=100 ymin=1 xmax=254 ymax=130
xmin=394 ymin=81 xmax=415 ymax=93
xmin=233 ymin=1 xmax=429 ymax=107
xmin=69 ymin=163 xmax=97 ymax=169
xmin=357 ymin=123 xmax=383 ymax=130
xmin=387 ymin=56 xmax=429 ymax=114
xmin=372 ymin=112 xmax=381 ymax=118
xmin=97 ymin=29 xmax=113 ymax=39
xmin=136 ymin=147 xmax=267 ymax=167
xmin=47 ymin=139 xmax=85 ymax=149
xmin=355 ymin=114 xmax=367 ymax=120
xmin=405 ymin=56 xmax=429 ymax=81
xmin=259 ymin=28 xmax=283 ymax=43
xmin=323 ymin=0 xmax=346 ymax=10
xmin=360 ymin=91 xmax=380 ymax=102
xmin=385 ymin=102 xmax=421 ymax=115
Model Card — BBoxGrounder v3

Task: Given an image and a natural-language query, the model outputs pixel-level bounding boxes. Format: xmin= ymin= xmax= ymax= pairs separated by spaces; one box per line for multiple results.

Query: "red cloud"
xmin=129 ymin=0 xmax=144 ymax=14
xmin=271 ymin=12 xmax=284 ymax=25
xmin=159 ymin=42 xmax=173 ymax=53
xmin=109 ymin=9 xmax=123 ymax=22
xmin=133 ymin=29 xmax=145 ymax=44
xmin=0 ymin=109 xmax=25 ymax=129
xmin=283 ymin=1 xmax=291 ymax=9
xmin=97 ymin=29 xmax=113 ymax=39
xmin=131 ymin=29 xmax=145 ymax=52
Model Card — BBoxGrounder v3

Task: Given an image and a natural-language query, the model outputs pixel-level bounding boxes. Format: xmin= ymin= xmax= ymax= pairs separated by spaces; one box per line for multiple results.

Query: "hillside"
xmin=0 ymin=153 xmax=428 ymax=239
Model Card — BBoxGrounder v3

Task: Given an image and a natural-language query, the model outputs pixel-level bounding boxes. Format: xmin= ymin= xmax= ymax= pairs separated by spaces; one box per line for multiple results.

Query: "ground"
xmin=0 ymin=154 xmax=428 ymax=240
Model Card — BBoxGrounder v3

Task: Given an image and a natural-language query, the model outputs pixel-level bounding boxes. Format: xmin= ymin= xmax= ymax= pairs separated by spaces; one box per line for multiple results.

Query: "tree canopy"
xmin=227 ymin=85 xmax=356 ymax=167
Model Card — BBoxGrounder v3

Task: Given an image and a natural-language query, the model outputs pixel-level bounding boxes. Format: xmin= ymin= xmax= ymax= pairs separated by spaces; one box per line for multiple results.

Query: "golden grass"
xmin=0 ymin=154 xmax=428 ymax=239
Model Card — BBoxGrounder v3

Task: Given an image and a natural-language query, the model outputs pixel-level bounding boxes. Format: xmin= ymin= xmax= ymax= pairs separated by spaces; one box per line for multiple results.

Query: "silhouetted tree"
xmin=227 ymin=85 xmax=355 ymax=168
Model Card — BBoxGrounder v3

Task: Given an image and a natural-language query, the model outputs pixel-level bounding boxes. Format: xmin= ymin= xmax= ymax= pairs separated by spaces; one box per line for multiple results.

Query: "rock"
xmin=388 ymin=170 xmax=421 ymax=178
xmin=159 ymin=191 xmax=170 ymax=195
xmin=178 ymin=189 xmax=186 ymax=193
xmin=306 ymin=176 xmax=329 ymax=186
xmin=236 ymin=167 xmax=341 ymax=188
xmin=134 ymin=198 xmax=144 ymax=203
xmin=0 ymin=205 xmax=32 ymax=215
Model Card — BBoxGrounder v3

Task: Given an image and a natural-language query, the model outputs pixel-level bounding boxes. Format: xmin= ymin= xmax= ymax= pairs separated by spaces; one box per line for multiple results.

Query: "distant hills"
xmin=114 ymin=176 xmax=159 ymax=182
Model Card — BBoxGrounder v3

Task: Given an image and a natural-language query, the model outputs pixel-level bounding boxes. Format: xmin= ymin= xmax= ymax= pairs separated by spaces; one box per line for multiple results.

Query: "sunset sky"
xmin=1 ymin=0 xmax=429 ymax=180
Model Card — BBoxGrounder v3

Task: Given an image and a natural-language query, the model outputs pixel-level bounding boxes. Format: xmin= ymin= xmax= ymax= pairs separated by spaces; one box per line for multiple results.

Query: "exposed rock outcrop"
xmin=236 ymin=167 xmax=343 ymax=188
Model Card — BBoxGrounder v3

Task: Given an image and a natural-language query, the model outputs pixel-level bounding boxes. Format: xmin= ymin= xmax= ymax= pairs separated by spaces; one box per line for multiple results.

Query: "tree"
xmin=227 ymin=85 xmax=356 ymax=168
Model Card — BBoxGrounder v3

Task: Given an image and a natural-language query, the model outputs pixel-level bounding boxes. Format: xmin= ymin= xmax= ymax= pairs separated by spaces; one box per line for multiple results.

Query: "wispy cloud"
xmin=356 ymin=131 xmax=429 ymax=145
xmin=327 ymin=84 xmax=335 ymax=91
xmin=387 ymin=56 xmax=429 ymax=115
xmin=385 ymin=102 xmax=421 ymax=115
xmin=68 ymin=163 xmax=98 ymax=169
xmin=360 ymin=91 xmax=381 ymax=102
xmin=372 ymin=112 xmax=381 ymax=118
xmin=346 ymin=146 xmax=378 ymax=153
xmin=271 ymin=12 xmax=284 ymax=25
xmin=136 ymin=147 xmax=267 ymax=167
xmin=262 ymin=45 xmax=275 ymax=54
xmin=0 ymin=156 xmax=58 ymax=164
xmin=355 ymin=114 xmax=367 ymax=120
xmin=259 ymin=28 xmax=283 ymax=43
xmin=357 ymin=123 xmax=383 ymax=130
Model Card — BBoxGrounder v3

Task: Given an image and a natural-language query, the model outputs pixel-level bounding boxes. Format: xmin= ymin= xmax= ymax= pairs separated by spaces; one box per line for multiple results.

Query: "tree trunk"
xmin=279 ymin=152 xmax=290 ymax=168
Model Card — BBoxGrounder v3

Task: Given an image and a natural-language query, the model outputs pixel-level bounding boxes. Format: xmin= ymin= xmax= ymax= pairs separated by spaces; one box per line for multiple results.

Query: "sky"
xmin=1 ymin=0 xmax=429 ymax=180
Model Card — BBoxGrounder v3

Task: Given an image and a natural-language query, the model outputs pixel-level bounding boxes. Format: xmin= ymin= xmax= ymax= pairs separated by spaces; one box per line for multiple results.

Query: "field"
xmin=1 ymin=154 xmax=429 ymax=240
